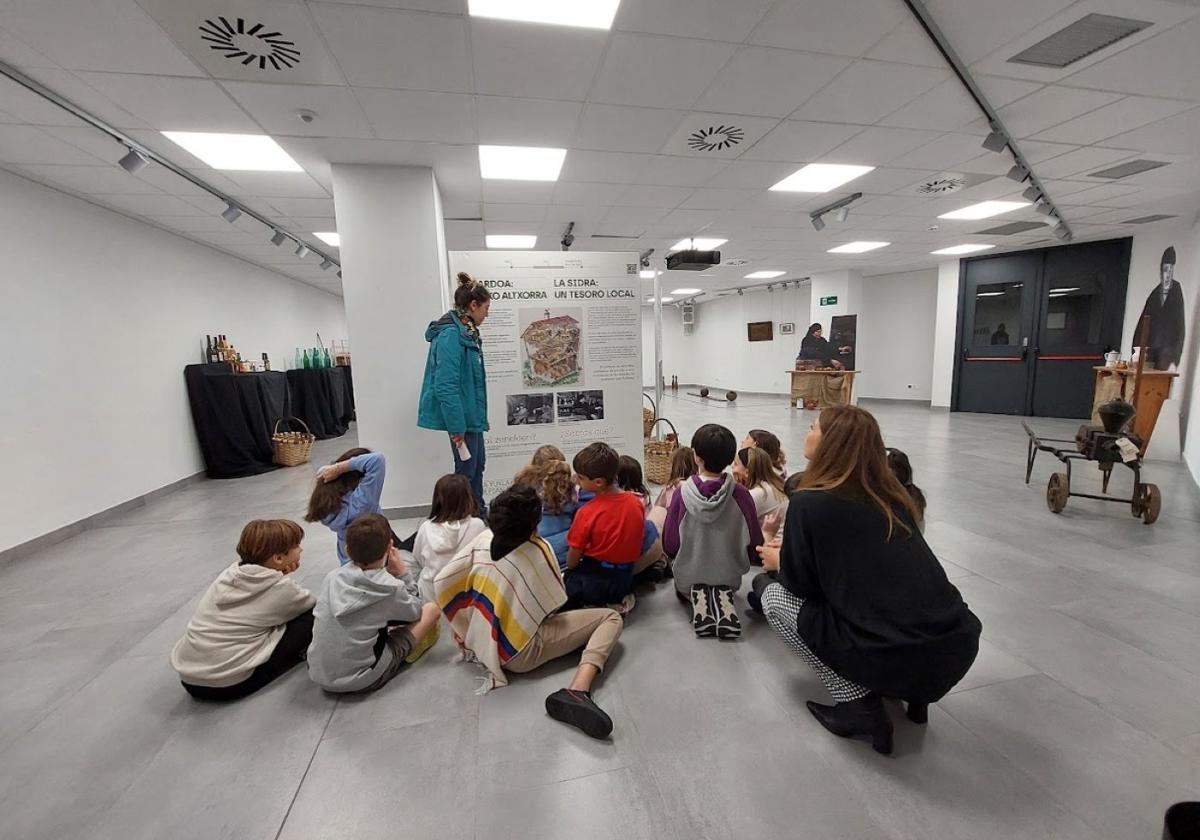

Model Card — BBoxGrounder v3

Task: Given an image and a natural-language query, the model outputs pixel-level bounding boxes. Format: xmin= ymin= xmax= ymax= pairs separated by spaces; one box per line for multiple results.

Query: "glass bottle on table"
xmin=302 ymin=348 xmax=311 ymax=369
xmin=323 ymin=347 xmax=332 ymax=368
xmin=294 ymin=348 xmax=302 ymax=369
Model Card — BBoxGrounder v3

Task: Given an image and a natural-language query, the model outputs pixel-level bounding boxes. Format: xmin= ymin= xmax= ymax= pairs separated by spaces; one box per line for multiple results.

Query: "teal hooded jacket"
xmin=417 ymin=311 xmax=489 ymax=435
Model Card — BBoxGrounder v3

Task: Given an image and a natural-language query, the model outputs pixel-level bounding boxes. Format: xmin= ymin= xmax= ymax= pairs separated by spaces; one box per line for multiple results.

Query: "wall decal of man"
xmin=1132 ymin=246 xmax=1186 ymax=370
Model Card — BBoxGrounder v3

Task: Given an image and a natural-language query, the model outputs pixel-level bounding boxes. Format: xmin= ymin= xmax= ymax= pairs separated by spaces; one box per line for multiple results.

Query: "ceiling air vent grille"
xmin=916 ymin=177 xmax=966 ymax=195
xmin=975 ymin=221 xmax=1046 ymax=236
xmin=200 ymin=17 xmax=300 ymax=70
xmin=687 ymin=125 xmax=745 ymax=153
xmin=1088 ymin=159 xmax=1169 ymax=179
xmin=1008 ymin=14 xmax=1151 ymax=68
xmin=1122 ymin=214 xmax=1177 ymax=224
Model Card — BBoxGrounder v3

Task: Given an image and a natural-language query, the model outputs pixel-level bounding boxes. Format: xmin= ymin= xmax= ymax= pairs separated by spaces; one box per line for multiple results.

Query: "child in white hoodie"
xmin=413 ymin=475 xmax=487 ymax=603
xmin=307 ymin=514 xmax=442 ymax=693
xmin=171 ymin=520 xmax=316 ymax=701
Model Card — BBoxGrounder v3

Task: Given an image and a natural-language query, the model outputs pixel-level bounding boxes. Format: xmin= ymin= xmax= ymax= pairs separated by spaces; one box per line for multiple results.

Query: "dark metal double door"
xmin=955 ymin=239 xmax=1130 ymax=418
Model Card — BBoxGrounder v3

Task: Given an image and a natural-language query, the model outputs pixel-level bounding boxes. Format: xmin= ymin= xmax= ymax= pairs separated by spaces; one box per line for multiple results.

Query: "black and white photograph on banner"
xmin=556 ymin=389 xmax=604 ymax=422
xmin=505 ymin=393 xmax=554 ymax=426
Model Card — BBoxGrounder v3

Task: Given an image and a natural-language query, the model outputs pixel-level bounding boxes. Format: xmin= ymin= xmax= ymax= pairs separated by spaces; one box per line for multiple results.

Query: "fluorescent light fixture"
xmin=220 ymin=203 xmax=241 ymax=224
xmin=1050 ymin=287 xmax=1080 ymax=293
xmin=640 ymin=269 xmax=662 ymax=279
xmin=811 ymin=215 xmax=826 ymax=232
xmin=295 ymin=243 xmax=310 ymax=259
xmin=270 ymin=230 xmax=288 ymax=246
xmin=118 ymin=148 xmax=149 ymax=175
xmin=931 ymin=244 xmax=996 ymax=255
xmin=670 ymin=237 xmax=727 ymax=251
xmin=659 ymin=297 xmax=675 ymax=303
xmin=939 ymin=200 xmax=1030 ymax=220
xmin=744 ymin=270 xmax=785 ymax=279
xmin=827 ymin=241 xmax=890 ymax=254
xmin=161 ymin=132 xmax=302 ymax=171
xmin=976 ymin=291 xmax=1006 ymax=297
xmin=982 ymin=131 xmax=1007 ymax=153
xmin=467 ymin=0 xmax=621 ymax=29
xmin=479 ymin=145 xmax=566 ymax=181
xmin=671 ymin=288 xmax=701 ymax=295
xmin=769 ymin=163 xmax=875 ymax=193
xmin=486 ymin=234 xmax=537 ymax=249
xmin=314 ymin=232 xmax=340 ymax=247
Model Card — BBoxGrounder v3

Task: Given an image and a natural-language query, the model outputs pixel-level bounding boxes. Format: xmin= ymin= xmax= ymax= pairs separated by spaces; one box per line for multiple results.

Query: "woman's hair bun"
xmin=457 ymin=271 xmax=476 ymax=287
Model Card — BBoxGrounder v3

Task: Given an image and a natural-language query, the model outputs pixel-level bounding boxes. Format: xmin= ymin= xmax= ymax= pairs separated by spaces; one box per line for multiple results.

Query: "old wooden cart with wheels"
xmin=1023 ymin=421 xmax=1161 ymax=524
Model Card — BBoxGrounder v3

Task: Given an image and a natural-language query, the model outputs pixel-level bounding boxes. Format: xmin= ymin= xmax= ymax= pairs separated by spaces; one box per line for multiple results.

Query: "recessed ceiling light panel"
xmin=744 ymin=270 xmax=785 ymax=279
xmin=314 ymin=232 xmax=340 ymax=247
xmin=478 ymin=145 xmax=566 ymax=181
xmin=939 ymin=200 xmax=1030 ymax=220
xmin=486 ymin=234 xmax=537 ymax=249
xmin=468 ymin=0 xmax=621 ymax=29
xmin=670 ymin=237 xmax=727 ymax=251
xmin=827 ymin=241 xmax=890 ymax=254
xmin=670 ymin=288 xmax=701 ymax=295
xmin=931 ymin=244 xmax=996 ymax=255
xmin=769 ymin=163 xmax=875 ymax=193
xmin=161 ymin=131 xmax=303 ymax=171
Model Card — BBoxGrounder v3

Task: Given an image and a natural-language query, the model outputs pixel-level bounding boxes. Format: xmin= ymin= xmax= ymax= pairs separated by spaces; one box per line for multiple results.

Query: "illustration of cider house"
xmin=521 ymin=312 xmax=582 ymax=385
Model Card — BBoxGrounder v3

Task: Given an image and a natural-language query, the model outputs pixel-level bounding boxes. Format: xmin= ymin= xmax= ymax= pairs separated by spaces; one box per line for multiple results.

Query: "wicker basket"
xmin=644 ymin=417 xmax=679 ymax=485
xmin=272 ymin=417 xmax=315 ymax=467
xmin=642 ymin=392 xmax=657 ymax=438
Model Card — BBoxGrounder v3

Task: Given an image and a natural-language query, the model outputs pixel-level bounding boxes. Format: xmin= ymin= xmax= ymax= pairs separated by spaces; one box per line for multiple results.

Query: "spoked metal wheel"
xmin=1047 ymin=472 xmax=1069 ymax=514
xmin=1132 ymin=483 xmax=1162 ymax=524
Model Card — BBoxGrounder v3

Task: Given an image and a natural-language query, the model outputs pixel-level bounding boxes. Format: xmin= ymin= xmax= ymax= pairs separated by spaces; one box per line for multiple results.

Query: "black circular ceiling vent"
xmin=687 ymin=125 xmax=745 ymax=153
xmin=917 ymin=177 xmax=966 ymax=195
xmin=199 ymin=17 xmax=300 ymax=70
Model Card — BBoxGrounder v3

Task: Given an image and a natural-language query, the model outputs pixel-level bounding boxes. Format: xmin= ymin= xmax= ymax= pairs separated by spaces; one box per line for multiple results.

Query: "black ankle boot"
xmin=906 ymin=702 xmax=928 ymax=724
xmin=806 ymin=694 xmax=894 ymax=755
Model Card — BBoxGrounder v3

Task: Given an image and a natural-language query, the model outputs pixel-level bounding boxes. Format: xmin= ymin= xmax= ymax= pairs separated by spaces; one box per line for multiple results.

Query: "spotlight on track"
xmin=270 ymin=230 xmax=288 ymax=246
xmin=737 ymin=288 xmax=744 ymax=296
xmin=295 ymin=243 xmax=310 ymax=259
xmin=835 ymin=206 xmax=849 ymax=223
xmin=982 ymin=131 xmax=1007 ymax=153
xmin=1035 ymin=202 xmax=1054 ymax=216
xmin=1006 ymin=164 xmax=1029 ymax=183
xmin=337 ymin=270 xmax=342 ymax=279
xmin=320 ymin=258 xmax=334 ymax=270
xmin=221 ymin=203 xmax=242 ymax=224
xmin=811 ymin=215 xmax=826 ymax=232
xmin=1022 ymin=186 xmax=1041 ymax=203
xmin=118 ymin=147 xmax=149 ymax=175
xmin=1053 ymin=222 xmax=1070 ymax=241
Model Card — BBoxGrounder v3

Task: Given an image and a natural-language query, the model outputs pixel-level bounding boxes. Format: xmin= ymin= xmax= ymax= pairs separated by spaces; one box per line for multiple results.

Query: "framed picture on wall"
xmin=747 ymin=321 xmax=774 ymax=342
xmin=779 ymin=322 xmax=795 ymax=335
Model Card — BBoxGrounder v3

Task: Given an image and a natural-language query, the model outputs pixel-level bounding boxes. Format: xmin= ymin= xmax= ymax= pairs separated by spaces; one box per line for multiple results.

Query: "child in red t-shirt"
xmin=565 ymin=442 xmax=645 ymax=613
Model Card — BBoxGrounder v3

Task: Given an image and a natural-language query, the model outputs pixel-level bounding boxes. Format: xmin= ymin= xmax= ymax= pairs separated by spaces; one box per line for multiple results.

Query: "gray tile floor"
xmin=2 ymin=395 xmax=1199 ymax=839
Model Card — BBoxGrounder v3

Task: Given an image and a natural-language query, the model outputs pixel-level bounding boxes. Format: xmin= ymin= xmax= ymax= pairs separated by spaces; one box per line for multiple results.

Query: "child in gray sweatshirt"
xmin=307 ymin=514 xmax=441 ymax=693
xmin=662 ymin=424 xmax=764 ymax=640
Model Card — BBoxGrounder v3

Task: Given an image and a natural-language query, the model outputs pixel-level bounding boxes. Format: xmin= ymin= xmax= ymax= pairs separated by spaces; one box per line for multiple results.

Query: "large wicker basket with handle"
xmin=644 ymin=417 xmax=679 ymax=485
xmin=272 ymin=417 xmax=315 ymax=467
xmin=642 ymin=392 xmax=657 ymax=438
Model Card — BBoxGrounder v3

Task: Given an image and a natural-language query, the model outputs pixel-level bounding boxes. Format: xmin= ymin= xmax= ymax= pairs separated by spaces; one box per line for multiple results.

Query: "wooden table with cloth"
xmin=787 ymin=369 xmax=860 ymax=409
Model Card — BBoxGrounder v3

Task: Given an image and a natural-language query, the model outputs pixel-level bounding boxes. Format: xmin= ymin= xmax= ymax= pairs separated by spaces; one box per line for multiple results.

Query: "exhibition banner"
xmin=448 ymin=251 xmax=643 ymax=500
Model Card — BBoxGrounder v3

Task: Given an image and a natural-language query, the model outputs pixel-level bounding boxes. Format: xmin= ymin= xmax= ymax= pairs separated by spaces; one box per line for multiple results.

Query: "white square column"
xmin=331 ymin=164 xmax=450 ymax=515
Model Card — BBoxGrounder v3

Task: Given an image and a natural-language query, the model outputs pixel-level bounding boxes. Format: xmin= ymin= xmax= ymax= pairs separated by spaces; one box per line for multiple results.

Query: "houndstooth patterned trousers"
xmin=761 ymin=582 xmax=870 ymax=703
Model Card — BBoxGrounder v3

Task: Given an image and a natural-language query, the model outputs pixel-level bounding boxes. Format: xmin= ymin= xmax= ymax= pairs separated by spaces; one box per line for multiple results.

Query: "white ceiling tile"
xmin=475 ymin=96 xmax=582 ymax=147
xmin=657 ymin=208 xmax=721 ymax=230
xmin=886 ymin=132 xmax=993 ymax=170
xmin=18 ymin=163 xmax=165 ymax=194
xmin=1100 ymin=106 xmax=1200 ymax=155
xmin=1013 ymin=139 xmax=1078 ymax=164
xmin=635 ymin=155 xmax=728 ymax=187
xmin=864 ymin=19 xmax=948 ymax=68
xmin=599 ymin=206 xmax=668 ymax=231
xmin=260 ymin=196 xmax=335 ymax=217
xmin=224 ymin=171 xmax=330 ymax=198
xmin=789 ymin=60 xmax=949 ymax=125
xmin=276 ymin=137 xmax=437 ymax=167
xmin=848 ymin=166 xmax=940 ymax=195
xmin=441 ymin=200 xmax=481 ymax=219
xmin=591 ymin=33 xmax=735 ymax=110
xmin=480 ymin=180 xmax=555 ymax=204
xmin=354 ymin=88 xmax=475 ymax=142
xmin=748 ymin=0 xmax=908 ymax=57
xmin=1059 ymin=15 xmax=1200 ymax=102
xmin=1036 ymin=147 xmax=1138 ymax=179
xmin=678 ymin=188 xmax=757 ymax=210
xmin=0 ymin=0 xmax=202 ymax=75
xmin=558 ymin=150 xmax=652 ymax=184
xmin=704 ymin=159 xmax=799 ymax=189
xmin=573 ymin=104 xmax=685 ymax=153
xmin=695 ymin=47 xmax=849 ymax=118
xmin=445 ymin=219 xmax=484 ymax=239
xmin=471 ymin=18 xmax=607 ymax=100
xmin=824 ymin=126 xmax=944 ymax=166
xmin=0 ymin=124 xmax=106 ymax=165
xmin=310 ymin=3 xmax=471 ymax=91
xmin=221 ymin=82 xmax=373 ymax=138
xmin=879 ymin=78 xmax=981 ymax=131
xmin=74 ymin=73 xmax=259 ymax=132
xmin=1031 ymin=96 xmax=1195 ymax=145
xmin=657 ymin=112 xmax=779 ymax=160
xmin=739 ymin=121 xmax=861 ymax=163
xmin=0 ymin=25 xmax=57 ymax=67
xmin=922 ymin=0 xmax=1077 ymax=65
xmin=617 ymin=184 xmax=694 ymax=208
xmin=482 ymin=220 xmax=541 ymax=236
xmin=164 ymin=214 xmax=256 ymax=233
xmin=481 ymin=203 xmax=545 ymax=222
xmin=1055 ymin=183 xmax=1142 ymax=206
xmin=997 ymin=86 xmax=1124 ymax=139
xmin=551 ymin=181 xmax=628 ymax=205
xmin=972 ymin=75 xmax=1044 ymax=111
xmin=613 ymin=0 xmax=773 ymax=42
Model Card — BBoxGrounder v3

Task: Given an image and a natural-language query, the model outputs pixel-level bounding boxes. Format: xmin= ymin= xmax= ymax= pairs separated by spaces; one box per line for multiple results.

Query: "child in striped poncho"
xmin=434 ymin=485 xmax=623 ymax=740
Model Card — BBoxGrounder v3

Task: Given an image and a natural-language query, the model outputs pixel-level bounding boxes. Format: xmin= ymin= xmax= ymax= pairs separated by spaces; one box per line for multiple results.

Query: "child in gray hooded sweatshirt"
xmin=662 ymin=424 xmax=764 ymax=640
xmin=308 ymin=514 xmax=442 ymax=693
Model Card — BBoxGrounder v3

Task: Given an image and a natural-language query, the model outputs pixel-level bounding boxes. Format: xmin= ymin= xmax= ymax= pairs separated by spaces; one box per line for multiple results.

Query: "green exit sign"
xmin=820 ymin=295 xmax=838 ymax=306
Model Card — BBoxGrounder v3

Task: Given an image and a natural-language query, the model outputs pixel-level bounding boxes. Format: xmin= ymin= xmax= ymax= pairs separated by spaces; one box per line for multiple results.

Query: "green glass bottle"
xmin=302 ymin=348 xmax=311 ymax=369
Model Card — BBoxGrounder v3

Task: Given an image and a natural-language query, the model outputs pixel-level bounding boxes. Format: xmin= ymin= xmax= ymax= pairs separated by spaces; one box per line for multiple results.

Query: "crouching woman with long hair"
xmin=754 ymin=405 xmax=980 ymax=755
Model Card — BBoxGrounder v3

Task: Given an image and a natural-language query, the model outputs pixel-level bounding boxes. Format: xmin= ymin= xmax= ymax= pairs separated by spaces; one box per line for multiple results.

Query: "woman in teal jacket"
xmin=418 ymin=272 xmax=492 ymax=514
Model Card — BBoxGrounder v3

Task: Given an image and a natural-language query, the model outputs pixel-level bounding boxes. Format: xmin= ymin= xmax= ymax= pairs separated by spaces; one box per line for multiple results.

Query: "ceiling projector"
xmin=666 ymin=249 xmax=721 ymax=271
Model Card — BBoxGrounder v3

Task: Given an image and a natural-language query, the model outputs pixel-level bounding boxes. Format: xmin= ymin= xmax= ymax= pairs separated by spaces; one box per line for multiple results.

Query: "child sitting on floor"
xmin=306 ymin=447 xmax=402 ymax=566
xmin=616 ymin=455 xmax=652 ymax=513
xmin=886 ymin=447 xmax=927 ymax=531
xmin=663 ymin=424 xmax=763 ymax=639
xmin=413 ymin=475 xmax=488 ymax=604
xmin=732 ymin=446 xmax=789 ymax=528
xmin=742 ymin=429 xmax=787 ymax=479
xmin=565 ymin=442 xmax=646 ymax=612
xmin=307 ymin=514 xmax=441 ymax=694
xmin=171 ymin=519 xmax=316 ymax=701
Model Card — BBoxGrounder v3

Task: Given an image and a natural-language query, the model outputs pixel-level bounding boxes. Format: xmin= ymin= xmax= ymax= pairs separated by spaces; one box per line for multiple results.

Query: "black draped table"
xmin=184 ymin=364 xmax=291 ymax=478
xmin=286 ymin=367 xmax=355 ymax=439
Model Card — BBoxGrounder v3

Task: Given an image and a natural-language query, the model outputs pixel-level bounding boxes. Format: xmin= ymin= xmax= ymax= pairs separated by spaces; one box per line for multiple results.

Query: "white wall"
xmin=644 ymin=284 xmax=812 ymax=393
xmin=0 ymin=170 xmax=347 ymax=552
xmin=857 ymin=269 xmax=938 ymax=401
xmin=931 ymin=260 xmax=961 ymax=408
